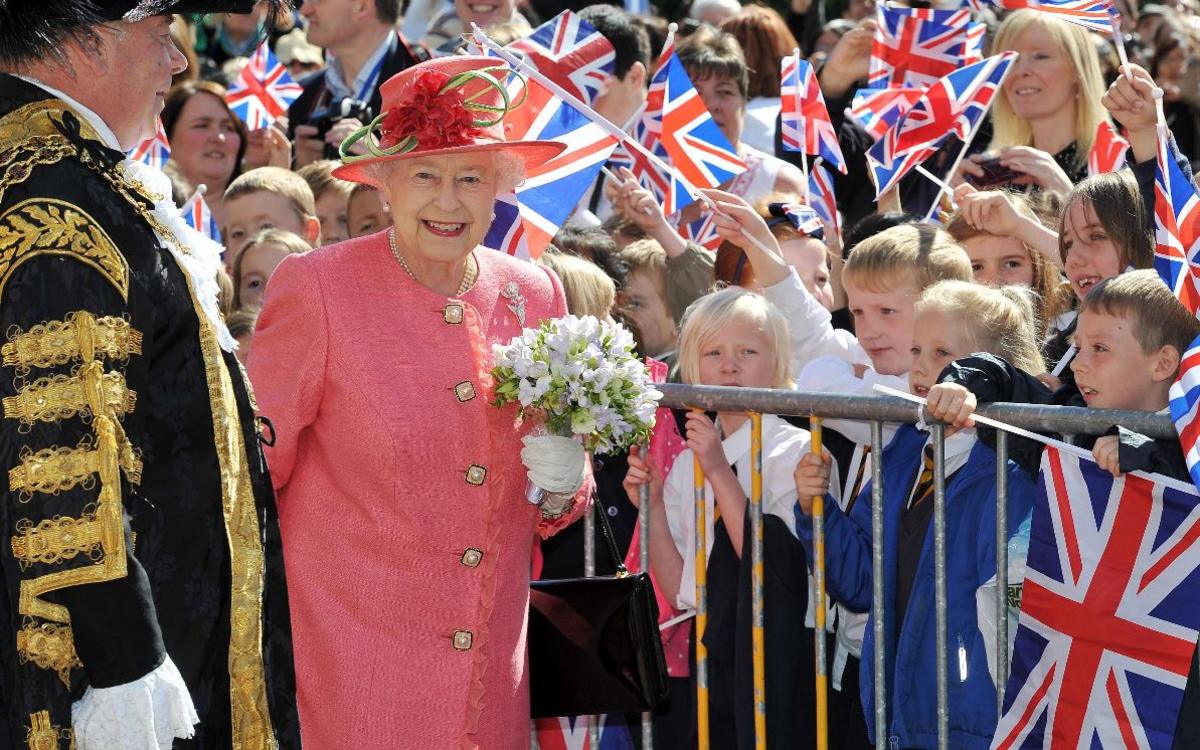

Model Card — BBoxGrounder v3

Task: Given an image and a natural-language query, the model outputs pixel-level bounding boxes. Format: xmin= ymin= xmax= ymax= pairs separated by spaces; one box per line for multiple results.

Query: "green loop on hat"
xmin=340 ymin=113 xmax=418 ymax=164
xmin=337 ymin=63 xmax=531 ymax=164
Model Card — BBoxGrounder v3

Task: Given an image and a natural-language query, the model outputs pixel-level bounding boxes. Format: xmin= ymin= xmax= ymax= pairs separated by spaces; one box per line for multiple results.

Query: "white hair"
xmin=689 ymin=0 xmax=742 ymax=23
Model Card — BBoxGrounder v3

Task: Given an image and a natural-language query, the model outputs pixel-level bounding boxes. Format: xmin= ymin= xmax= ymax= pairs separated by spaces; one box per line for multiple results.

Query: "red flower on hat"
xmin=378 ymin=70 xmax=480 ymax=151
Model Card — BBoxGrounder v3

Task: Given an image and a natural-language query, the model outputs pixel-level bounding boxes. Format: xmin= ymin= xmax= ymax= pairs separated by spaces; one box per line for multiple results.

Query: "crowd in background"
xmin=155 ymin=0 xmax=1200 ymax=746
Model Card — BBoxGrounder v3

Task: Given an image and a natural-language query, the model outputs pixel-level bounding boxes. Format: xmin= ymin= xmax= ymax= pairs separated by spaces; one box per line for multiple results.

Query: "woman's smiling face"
xmin=1002 ymin=23 xmax=1078 ymax=124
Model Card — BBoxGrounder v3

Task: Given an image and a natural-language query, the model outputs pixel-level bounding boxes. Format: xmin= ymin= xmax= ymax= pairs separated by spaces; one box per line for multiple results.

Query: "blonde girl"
xmin=624 ymin=287 xmax=817 ymax=747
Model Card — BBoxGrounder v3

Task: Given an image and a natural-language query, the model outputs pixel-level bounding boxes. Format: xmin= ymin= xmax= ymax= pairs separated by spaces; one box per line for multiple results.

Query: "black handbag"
xmin=528 ymin=494 xmax=671 ymax=718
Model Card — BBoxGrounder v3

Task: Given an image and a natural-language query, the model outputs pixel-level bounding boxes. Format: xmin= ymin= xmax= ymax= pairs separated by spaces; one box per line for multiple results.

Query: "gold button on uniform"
xmin=453 ymin=630 xmax=474 ymax=650
xmin=454 ymin=381 xmax=476 ymax=402
xmin=465 ymin=465 xmax=487 ymax=485
xmin=443 ymin=303 xmax=464 ymax=325
xmin=461 ymin=548 xmax=483 ymax=567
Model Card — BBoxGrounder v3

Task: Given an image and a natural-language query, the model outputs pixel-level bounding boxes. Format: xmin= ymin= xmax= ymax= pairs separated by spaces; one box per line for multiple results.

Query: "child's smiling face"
xmin=846 ymin=277 xmax=921 ymax=376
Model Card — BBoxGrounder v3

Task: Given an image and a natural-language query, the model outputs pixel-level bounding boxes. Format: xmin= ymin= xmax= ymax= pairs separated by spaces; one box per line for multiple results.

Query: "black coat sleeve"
xmin=0 ymin=202 xmax=164 ymax=689
xmin=1116 ymin=426 xmax=1191 ymax=481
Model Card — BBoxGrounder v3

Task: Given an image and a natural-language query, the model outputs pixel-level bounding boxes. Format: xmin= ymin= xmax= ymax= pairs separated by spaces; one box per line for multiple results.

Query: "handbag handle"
xmin=590 ymin=490 xmax=629 ymax=577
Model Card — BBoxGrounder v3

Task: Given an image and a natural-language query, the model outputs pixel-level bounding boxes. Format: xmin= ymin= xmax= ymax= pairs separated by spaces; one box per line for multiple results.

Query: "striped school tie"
xmin=908 ymin=445 xmax=936 ymax=510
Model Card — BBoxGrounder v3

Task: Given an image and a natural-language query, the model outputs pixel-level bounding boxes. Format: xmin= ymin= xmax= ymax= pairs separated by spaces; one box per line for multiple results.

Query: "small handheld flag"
xmin=226 ymin=42 xmax=303 ymax=130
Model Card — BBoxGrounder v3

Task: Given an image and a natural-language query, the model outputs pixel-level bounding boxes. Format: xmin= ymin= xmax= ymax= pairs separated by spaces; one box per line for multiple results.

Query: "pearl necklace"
xmin=388 ymin=227 xmax=477 ymax=297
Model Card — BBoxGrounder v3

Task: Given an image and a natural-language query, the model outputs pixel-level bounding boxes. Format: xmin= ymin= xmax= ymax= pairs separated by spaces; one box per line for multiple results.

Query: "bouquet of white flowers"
xmin=491 ymin=315 xmax=662 ymax=455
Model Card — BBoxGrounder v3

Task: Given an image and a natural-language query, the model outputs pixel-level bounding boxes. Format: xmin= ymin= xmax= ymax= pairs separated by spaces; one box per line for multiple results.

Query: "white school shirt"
xmin=664 ymin=414 xmax=810 ymax=612
xmin=761 ymin=268 xmax=870 ymax=379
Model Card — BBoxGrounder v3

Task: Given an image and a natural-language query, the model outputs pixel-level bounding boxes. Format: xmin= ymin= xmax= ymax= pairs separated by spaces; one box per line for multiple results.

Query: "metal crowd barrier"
xmin=644 ymin=384 xmax=1175 ymax=750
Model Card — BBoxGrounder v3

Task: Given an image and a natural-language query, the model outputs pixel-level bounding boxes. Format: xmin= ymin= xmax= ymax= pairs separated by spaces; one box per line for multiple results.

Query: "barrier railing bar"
xmin=871 ymin=420 xmax=887 ymax=750
xmin=695 ymin=452 xmax=711 ymax=750
xmin=750 ymin=413 xmax=768 ymax=749
xmin=656 ymin=384 xmax=1176 ymax=438
xmin=639 ymin=465 xmax=654 ymax=749
xmin=811 ymin=418 xmax=830 ymax=750
xmin=584 ymin=497 xmax=599 ymax=748
xmin=995 ymin=431 xmax=1010 ymax=717
xmin=932 ymin=424 xmax=949 ymax=749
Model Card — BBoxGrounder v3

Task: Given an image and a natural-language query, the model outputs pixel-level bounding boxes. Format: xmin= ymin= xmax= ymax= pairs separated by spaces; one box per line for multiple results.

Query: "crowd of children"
xmin=153 ymin=1 xmax=1200 ymax=746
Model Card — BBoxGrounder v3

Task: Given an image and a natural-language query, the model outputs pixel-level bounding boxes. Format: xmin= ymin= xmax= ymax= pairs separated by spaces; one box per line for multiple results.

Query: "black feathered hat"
xmin=0 ymin=0 xmax=288 ymax=68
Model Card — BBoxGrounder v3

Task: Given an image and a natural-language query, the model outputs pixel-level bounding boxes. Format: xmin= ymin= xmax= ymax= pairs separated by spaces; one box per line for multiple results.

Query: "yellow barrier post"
xmin=749 ymin=412 xmax=767 ymax=749
xmin=810 ymin=417 xmax=829 ymax=750
xmin=694 ymin=449 xmax=710 ymax=750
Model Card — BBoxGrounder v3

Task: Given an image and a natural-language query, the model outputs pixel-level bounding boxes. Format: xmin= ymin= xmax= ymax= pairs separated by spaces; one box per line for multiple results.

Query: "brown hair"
xmin=1080 ymin=270 xmax=1200 ymax=359
xmin=843 ymin=224 xmax=972 ymax=293
xmin=1058 ymin=171 xmax=1153 ymax=271
xmin=946 ymin=193 xmax=1062 ymax=338
xmin=296 ymin=160 xmax=354 ymax=202
xmin=676 ymin=25 xmax=750 ymax=101
xmin=162 ymin=80 xmax=248 ymax=187
xmin=620 ymin=238 xmax=670 ymax=300
xmin=720 ymin=5 xmax=799 ymax=98
xmin=225 ymin=167 xmax=318 ymax=220
xmin=232 ymin=229 xmax=313 ymax=310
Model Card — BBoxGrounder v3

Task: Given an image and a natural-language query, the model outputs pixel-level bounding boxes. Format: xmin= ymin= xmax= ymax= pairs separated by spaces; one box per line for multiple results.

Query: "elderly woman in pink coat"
xmin=247 ymin=56 xmax=591 ymax=749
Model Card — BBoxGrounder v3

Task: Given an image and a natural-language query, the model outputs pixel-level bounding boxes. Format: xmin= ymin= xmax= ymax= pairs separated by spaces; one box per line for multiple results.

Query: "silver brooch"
xmin=502 ymin=282 xmax=526 ymax=326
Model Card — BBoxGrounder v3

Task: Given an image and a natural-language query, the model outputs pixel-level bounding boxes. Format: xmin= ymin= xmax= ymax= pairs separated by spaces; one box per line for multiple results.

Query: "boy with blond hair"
xmin=223 ymin=166 xmax=322 ymax=265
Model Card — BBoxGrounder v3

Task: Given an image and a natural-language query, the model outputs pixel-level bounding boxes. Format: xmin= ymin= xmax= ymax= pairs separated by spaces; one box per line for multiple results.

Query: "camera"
xmin=308 ymin=98 xmax=374 ymax=159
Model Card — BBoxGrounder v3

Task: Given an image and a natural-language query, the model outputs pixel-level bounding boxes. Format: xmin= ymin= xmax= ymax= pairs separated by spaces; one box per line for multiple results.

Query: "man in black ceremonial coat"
xmin=0 ymin=2 xmax=299 ymax=748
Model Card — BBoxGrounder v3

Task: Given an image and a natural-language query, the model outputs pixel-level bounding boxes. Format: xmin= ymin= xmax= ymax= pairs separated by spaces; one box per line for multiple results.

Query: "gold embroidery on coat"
xmin=12 ymin=506 xmax=104 ymax=569
xmin=17 ymin=360 xmax=130 ymax=623
xmin=3 ymin=312 xmax=142 ymax=373
xmin=2 ymin=370 xmax=135 ymax=426
xmin=0 ymin=199 xmax=129 ymax=303
xmin=0 ymin=101 xmax=90 ymax=208
xmin=169 ymin=221 xmax=275 ymax=747
xmin=9 ymin=437 xmax=141 ymax=501
xmin=25 ymin=710 xmax=61 ymax=750
xmin=17 ymin=620 xmax=82 ymax=686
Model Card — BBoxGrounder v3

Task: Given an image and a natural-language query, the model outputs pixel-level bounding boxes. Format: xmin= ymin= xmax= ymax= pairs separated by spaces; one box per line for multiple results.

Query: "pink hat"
xmin=332 ymin=56 xmax=564 ymax=187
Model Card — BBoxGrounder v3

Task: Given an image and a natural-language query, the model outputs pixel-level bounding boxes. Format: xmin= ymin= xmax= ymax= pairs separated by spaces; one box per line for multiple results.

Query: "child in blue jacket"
xmin=794 ymin=281 xmax=1040 ymax=748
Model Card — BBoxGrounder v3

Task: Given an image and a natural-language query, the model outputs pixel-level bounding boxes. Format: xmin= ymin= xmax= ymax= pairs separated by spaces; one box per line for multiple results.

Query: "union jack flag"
xmin=848 ymin=87 xmax=925 ymax=141
xmin=508 ymin=10 xmax=615 ymax=107
xmin=534 ymin=715 xmax=634 ymax=749
xmin=226 ymin=42 xmax=303 ymax=130
xmin=1171 ymin=336 xmax=1200 ymax=489
xmin=482 ymin=13 xmax=619 ymax=258
xmin=128 ymin=116 xmax=170 ymax=169
xmin=1152 ymin=123 xmax=1200 ymax=317
xmin=181 ymin=190 xmax=222 ymax=245
xmin=808 ymin=164 xmax=840 ymax=237
xmin=679 ymin=210 xmax=722 ymax=251
xmin=482 ymin=190 xmax=529 ymax=259
xmin=780 ymin=56 xmax=848 ymax=174
xmin=771 ymin=201 xmax=824 ymax=239
xmin=867 ymin=53 xmax=1016 ymax=198
xmin=609 ymin=116 xmax=692 ymax=214
xmin=1088 ymin=120 xmax=1130 ymax=176
xmin=647 ymin=47 xmax=746 ymax=195
xmin=991 ymin=448 xmax=1200 ymax=749
xmin=869 ymin=5 xmax=986 ymax=89
xmin=963 ymin=0 xmax=1116 ymax=34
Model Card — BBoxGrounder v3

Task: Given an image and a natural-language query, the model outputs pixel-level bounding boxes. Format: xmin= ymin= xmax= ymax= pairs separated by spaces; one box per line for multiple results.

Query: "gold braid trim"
xmin=0 ymin=198 xmax=129 ymax=305
xmin=3 ymin=312 xmax=142 ymax=372
xmin=17 ymin=355 xmax=130 ymax=623
xmin=9 ymin=436 xmax=141 ymax=501
xmin=2 ymin=369 xmax=135 ymax=426
xmin=25 ymin=710 xmax=70 ymax=750
xmin=12 ymin=505 xmax=103 ymax=569
xmin=0 ymin=101 xmax=89 ymax=211
xmin=17 ymin=621 xmax=82 ymax=687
